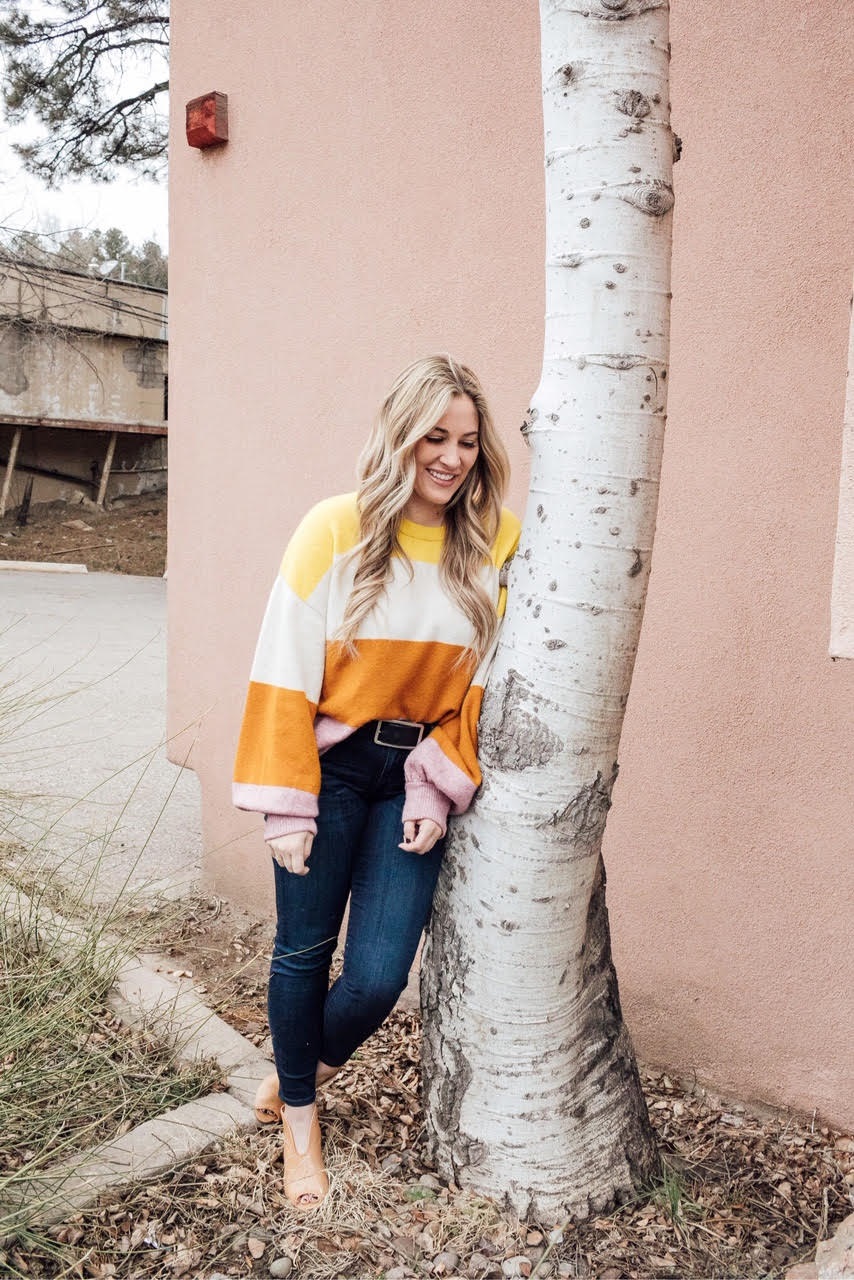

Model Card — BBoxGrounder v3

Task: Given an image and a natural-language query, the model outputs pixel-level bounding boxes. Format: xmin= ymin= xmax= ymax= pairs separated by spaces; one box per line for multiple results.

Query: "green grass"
xmin=650 ymin=1159 xmax=702 ymax=1226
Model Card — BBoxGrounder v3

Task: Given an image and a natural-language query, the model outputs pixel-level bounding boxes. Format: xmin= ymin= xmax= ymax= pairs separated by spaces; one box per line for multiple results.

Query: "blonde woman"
xmin=233 ymin=355 xmax=520 ymax=1209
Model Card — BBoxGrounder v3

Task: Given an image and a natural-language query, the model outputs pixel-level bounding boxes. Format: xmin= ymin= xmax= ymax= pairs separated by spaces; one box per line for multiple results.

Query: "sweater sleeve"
xmin=232 ymin=503 xmax=335 ymax=839
xmin=402 ymin=513 xmax=521 ymax=835
xmin=401 ymin=640 xmax=498 ymax=835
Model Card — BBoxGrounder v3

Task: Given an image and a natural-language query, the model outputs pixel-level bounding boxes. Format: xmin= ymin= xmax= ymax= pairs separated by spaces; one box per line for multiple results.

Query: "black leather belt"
xmin=373 ymin=719 xmax=426 ymax=750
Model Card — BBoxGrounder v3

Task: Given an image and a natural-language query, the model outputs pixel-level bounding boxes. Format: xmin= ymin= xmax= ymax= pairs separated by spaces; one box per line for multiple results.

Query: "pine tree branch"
xmin=0 ymin=0 xmax=170 ymax=183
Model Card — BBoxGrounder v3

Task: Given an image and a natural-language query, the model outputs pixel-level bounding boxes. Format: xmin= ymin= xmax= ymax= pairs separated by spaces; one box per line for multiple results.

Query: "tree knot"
xmin=619 ymin=180 xmax=674 ymax=217
xmin=616 ymin=90 xmax=651 ymax=118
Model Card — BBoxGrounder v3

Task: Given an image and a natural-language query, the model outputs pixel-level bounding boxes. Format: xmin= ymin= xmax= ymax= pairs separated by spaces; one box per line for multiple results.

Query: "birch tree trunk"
xmin=422 ymin=0 xmax=674 ymax=1221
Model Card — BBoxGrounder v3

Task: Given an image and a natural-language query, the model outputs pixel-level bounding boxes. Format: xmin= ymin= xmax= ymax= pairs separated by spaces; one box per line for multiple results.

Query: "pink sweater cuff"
xmin=264 ymin=814 xmax=318 ymax=841
xmin=402 ymin=782 xmax=451 ymax=837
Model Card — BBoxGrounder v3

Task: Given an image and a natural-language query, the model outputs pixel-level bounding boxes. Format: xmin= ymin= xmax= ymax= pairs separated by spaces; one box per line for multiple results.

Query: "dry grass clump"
xmin=0 ymin=874 xmax=222 ymax=1241
xmin=0 ymin=649 xmax=222 ymax=1263
xmin=0 ymin=900 xmax=218 ymax=1172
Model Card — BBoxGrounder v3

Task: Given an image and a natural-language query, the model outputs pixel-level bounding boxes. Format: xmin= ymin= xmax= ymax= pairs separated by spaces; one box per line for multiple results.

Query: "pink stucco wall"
xmin=169 ymin=1 xmax=854 ymax=1130
xmin=604 ymin=4 xmax=854 ymax=1128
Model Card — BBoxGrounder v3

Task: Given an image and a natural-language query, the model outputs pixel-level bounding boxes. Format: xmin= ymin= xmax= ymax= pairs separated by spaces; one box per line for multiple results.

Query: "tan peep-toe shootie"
xmin=282 ymin=1106 xmax=329 ymax=1210
xmin=254 ymin=1073 xmax=285 ymax=1125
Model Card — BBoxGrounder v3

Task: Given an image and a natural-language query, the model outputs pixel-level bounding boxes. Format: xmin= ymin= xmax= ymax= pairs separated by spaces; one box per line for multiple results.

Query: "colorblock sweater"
xmin=233 ymin=492 xmax=521 ymax=840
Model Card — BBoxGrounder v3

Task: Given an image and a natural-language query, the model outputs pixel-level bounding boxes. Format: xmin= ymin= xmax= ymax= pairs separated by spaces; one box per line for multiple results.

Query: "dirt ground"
xmin=41 ymin=893 xmax=841 ymax=1280
xmin=145 ymin=895 xmax=273 ymax=1044
xmin=0 ymin=491 xmax=166 ymax=576
xmin=2 ymin=891 xmax=852 ymax=1277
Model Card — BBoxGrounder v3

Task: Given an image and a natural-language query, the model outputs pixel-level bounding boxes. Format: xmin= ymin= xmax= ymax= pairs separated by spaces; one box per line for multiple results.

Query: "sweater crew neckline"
xmin=399 ymin=517 xmax=446 ymax=542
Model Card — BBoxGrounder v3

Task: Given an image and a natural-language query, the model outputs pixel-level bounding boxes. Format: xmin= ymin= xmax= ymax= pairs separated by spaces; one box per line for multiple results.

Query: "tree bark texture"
xmin=422 ymin=0 xmax=673 ymax=1221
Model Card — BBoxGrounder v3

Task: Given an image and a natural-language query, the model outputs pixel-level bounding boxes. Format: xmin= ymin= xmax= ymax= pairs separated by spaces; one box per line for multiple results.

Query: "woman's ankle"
xmin=283 ymin=1102 xmax=316 ymax=1154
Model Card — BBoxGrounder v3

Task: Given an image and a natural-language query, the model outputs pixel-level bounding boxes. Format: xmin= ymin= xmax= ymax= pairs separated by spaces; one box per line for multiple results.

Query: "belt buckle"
xmin=373 ymin=719 xmax=424 ymax=750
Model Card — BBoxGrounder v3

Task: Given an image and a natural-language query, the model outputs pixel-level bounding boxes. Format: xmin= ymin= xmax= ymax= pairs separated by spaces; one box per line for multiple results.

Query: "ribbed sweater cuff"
xmin=402 ymin=783 xmax=451 ymax=837
xmin=264 ymin=814 xmax=318 ymax=841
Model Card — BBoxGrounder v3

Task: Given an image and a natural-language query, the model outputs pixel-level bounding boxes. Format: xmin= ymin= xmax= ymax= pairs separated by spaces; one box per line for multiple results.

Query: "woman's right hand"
xmin=269 ymin=831 xmax=314 ymax=876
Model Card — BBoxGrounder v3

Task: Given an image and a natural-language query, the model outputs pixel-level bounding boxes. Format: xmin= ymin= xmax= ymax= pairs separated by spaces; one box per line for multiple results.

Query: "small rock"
xmin=69 ymin=490 xmax=99 ymax=510
xmin=525 ymin=1232 xmax=543 ymax=1247
xmin=834 ymin=1138 xmax=854 ymax=1155
xmin=468 ymin=1254 xmax=497 ymax=1278
xmin=391 ymin=1237 xmax=418 ymax=1261
xmin=420 ymin=1172 xmax=443 ymax=1189
xmin=815 ymin=1210 xmax=854 ymax=1279
xmin=784 ymin=1266 xmax=818 ymax=1280
xmin=229 ymin=1231 xmax=248 ymax=1253
xmin=502 ymin=1259 xmax=532 ymax=1278
xmin=557 ymin=1266 xmax=574 ymax=1278
xmin=387 ymin=1269 xmax=409 ymax=1280
xmin=720 ymin=1112 xmax=744 ymax=1127
xmin=269 ymin=1258 xmax=293 ymax=1279
xmin=434 ymin=1251 xmax=460 ymax=1274
xmin=548 ymin=1229 xmax=564 ymax=1245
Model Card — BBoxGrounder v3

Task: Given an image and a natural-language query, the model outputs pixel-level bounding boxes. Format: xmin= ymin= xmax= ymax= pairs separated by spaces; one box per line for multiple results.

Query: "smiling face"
xmin=404 ymin=394 xmax=481 ymax=526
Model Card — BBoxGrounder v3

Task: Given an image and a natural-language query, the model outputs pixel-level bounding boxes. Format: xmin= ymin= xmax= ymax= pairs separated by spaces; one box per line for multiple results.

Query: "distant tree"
xmin=0 ymin=0 xmax=169 ymax=185
xmin=101 ymin=225 xmax=132 ymax=263
xmin=132 ymin=238 xmax=167 ymax=289
xmin=0 ymin=222 xmax=168 ymax=289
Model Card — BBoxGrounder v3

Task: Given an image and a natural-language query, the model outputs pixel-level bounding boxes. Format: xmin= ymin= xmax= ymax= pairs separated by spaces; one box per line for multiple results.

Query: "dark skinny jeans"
xmin=268 ymin=723 xmax=445 ymax=1106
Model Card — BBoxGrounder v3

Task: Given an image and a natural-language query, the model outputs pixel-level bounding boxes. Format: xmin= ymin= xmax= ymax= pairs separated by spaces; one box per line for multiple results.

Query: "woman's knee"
xmin=270 ymin=932 xmax=337 ymax=979
xmin=338 ymin=966 xmax=408 ymax=1018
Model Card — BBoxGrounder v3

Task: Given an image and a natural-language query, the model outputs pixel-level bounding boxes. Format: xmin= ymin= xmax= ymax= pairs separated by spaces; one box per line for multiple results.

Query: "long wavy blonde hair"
xmin=337 ymin=355 xmax=510 ymax=667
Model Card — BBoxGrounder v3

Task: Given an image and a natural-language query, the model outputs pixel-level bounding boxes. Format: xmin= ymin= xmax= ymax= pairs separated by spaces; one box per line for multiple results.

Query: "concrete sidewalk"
xmin=0 ymin=569 xmax=200 ymax=902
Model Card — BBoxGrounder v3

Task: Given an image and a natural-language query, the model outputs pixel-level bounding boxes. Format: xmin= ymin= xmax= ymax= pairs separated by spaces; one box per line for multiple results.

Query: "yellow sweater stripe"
xmin=282 ymin=492 xmax=519 ymax=601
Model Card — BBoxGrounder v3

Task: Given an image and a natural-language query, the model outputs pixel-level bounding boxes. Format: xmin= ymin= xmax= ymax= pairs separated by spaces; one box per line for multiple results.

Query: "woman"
xmin=233 ymin=354 xmax=519 ymax=1209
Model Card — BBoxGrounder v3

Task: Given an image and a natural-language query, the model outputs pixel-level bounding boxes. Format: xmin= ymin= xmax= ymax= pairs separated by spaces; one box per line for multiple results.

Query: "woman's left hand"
xmin=400 ymin=818 xmax=443 ymax=855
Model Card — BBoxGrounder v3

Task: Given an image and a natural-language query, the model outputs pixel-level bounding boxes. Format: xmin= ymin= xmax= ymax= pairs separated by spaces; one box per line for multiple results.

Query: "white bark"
xmin=423 ymin=0 xmax=673 ymax=1220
